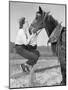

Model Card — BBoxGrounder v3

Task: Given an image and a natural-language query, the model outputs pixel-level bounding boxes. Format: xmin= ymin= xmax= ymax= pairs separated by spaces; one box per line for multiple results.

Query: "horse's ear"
xmin=39 ymin=6 xmax=43 ymax=13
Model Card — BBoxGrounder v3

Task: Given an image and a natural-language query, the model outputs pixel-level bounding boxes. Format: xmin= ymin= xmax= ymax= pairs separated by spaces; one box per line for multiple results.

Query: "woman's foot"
xmin=21 ymin=63 xmax=32 ymax=72
xmin=26 ymin=64 xmax=33 ymax=72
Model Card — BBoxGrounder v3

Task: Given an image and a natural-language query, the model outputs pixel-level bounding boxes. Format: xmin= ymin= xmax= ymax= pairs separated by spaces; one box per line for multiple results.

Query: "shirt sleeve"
xmin=15 ymin=29 xmax=27 ymax=45
xmin=15 ymin=29 xmax=37 ymax=45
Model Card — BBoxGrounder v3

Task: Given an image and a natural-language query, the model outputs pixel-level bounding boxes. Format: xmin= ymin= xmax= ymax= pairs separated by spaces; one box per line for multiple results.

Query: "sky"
xmin=10 ymin=1 xmax=65 ymax=46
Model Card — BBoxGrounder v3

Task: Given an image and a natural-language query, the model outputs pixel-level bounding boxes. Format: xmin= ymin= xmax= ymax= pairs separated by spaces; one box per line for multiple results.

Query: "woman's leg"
xmin=15 ymin=45 xmax=39 ymax=61
xmin=27 ymin=45 xmax=37 ymax=50
xmin=23 ymin=44 xmax=40 ymax=66
xmin=15 ymin=45 xmax=40 ymax=71
xmin=26 ymin=49 xmax=40 ymax=66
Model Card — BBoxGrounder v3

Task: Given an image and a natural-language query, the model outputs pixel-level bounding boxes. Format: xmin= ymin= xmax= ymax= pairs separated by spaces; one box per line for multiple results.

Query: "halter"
xmin=30 ymin=11 xmax=50 ymax=34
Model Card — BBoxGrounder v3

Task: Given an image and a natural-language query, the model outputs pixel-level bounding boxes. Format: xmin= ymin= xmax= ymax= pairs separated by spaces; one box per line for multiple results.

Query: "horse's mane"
xmin=44 ymin=14 xmax=58 ymax=36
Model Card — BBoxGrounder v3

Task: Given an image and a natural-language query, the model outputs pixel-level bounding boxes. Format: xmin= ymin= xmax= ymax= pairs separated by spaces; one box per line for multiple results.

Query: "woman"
xmin=15 ymin=17 xmax=40 ymax=72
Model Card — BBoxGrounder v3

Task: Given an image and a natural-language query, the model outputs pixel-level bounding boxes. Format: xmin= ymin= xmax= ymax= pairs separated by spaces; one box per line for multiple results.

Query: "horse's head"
xmin=29 ymin=6 xmax=50 ymax=35
xmin=29 ymin=6 xmax=58 ymax=37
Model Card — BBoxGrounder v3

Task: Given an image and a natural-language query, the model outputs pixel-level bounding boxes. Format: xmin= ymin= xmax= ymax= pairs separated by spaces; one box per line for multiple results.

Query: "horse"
xmin=28 ymin=6 xmax=66 ymax=85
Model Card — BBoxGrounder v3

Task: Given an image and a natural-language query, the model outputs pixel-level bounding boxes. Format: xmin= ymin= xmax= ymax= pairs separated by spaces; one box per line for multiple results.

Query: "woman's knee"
xmin=33 ymin=51 xmax=40 ymax=61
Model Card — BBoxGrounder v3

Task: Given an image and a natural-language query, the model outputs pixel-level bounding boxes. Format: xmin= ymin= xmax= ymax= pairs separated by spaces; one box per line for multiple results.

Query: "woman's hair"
xmin=19 ymin=17 xmax=25 ymax=29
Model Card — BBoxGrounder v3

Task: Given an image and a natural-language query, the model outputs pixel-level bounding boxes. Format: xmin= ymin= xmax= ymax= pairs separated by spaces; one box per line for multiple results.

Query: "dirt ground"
xmin=9 ymin=57 xmax=62 ymax=88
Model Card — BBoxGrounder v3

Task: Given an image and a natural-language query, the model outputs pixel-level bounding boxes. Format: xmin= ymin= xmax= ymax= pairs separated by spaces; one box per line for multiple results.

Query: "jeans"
xmin=15 ymin=44 xmax=40 ymax=66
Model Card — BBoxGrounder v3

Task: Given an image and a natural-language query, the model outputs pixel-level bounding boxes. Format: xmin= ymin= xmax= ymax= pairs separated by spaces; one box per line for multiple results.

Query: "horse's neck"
xmin=44 ymin=15 xmax=58 ymax=37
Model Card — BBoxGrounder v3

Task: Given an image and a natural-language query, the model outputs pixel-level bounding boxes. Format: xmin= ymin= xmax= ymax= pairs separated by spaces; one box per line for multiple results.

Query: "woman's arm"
xmin=25 ymin=33 xmax=34 ymax=45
